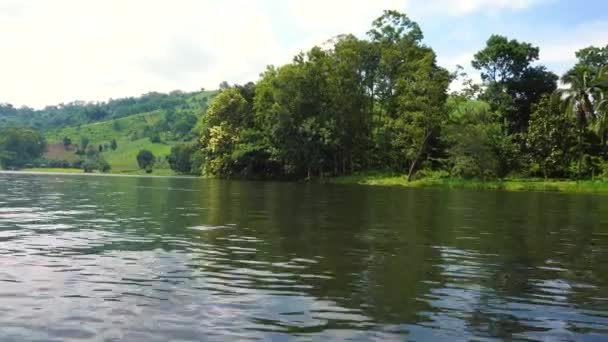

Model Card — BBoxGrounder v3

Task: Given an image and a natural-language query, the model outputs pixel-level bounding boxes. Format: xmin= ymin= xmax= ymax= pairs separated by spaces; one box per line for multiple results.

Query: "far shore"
xmin=0 ymin=169 xmax=197 ymax=179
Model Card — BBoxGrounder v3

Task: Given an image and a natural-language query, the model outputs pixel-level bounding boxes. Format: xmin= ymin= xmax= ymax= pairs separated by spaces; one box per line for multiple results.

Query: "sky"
xmin=0 ymin=0 xmax=607 ymax=108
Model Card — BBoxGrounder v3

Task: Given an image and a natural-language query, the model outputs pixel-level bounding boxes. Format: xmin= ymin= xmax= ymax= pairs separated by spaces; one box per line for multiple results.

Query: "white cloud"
xmin=0 ymin=0 xmax=600 ymax=108
xmin=0 ymin=0 xmax=287 ymax=107
xmin=0 ymin=0 xmax=416 ymax=108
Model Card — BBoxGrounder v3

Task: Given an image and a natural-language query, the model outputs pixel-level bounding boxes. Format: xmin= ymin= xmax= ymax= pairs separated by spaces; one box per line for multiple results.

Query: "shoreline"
xmin=4 ymin=169 xmax=608 ymax=194
xmin=0 ymin=169 xmax=197 ymax=179
xmin=329 ymin=173 xmax=608 ymax=194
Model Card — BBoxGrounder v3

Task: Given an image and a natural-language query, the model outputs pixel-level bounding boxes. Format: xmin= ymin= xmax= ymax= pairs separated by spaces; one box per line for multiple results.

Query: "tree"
xmin=98 ymin=157 xmax=111 ymax=173
xmin=168 ymin=142 xmax=198 ymax=174
xmin=199 ymin=88 xmax=252 ymax=176
xmin=219 ymin=81 xmax=230 ymax=90
xmin=82 ymin=159 xmax=96 ymax=173
xmin=566 ymin=46 xmax=608 ymax=157
xmin=595 ymin=91 xmax=608 ymax=157
xmin=136 ymin=149 xmax=155 ymax=173
xmin=110 ymin=139 xmax=118 ymax=150
xmin=0 ymin=127 xmax=47 ymax=168
xmin=472 ymin=35 xmax=539 ymax=84
xmin=443 ymin=98 xmax=514 ymax=179
xmin=86 ymin=145 xmax=98 ymax=157
xmin=367 ymin=10 xmax=450 ymax=180
xmin=526 ymin=96 xmax=577 ymax=178
xmin=149 ymin=132 xmax=161 ymax=143
xmin=62 ymin=136 xmax=72 ymax=149
xmin=80 ymin=136 xmax=90 ymax=150
xmin=112 ymin=120 xmax=122 ymax=132
xmin=472 ymin=35 xmax=558 ymax=133
xmin=554 ymin=66 xmax=607 ymax=177
xmin=566 ymin=45 xmax=608 ymax=80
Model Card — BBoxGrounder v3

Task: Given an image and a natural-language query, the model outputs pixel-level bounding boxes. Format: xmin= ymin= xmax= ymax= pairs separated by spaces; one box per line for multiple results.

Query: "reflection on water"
xmin=0 ymin=172 xmax=607 ymax=341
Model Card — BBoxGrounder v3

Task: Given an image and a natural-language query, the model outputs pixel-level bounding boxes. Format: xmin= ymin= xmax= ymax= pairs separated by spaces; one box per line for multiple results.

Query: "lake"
xmin=0 ymin=172 xmax=607 ymax=341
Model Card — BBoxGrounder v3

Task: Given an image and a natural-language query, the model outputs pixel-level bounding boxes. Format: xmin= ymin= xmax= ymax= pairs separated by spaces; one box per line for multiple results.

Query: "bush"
xmin=149 ymin=132 xmax=161 ymax=143
xmin=98 ymin=158 xmax=111 ymax=173
xmin=82 ymin=159 xmax=96 ymax=173
xmin=71 ymin=159 xmax=84 ymax=169
xmin=47 ymin=159 xmax=70 ymax=168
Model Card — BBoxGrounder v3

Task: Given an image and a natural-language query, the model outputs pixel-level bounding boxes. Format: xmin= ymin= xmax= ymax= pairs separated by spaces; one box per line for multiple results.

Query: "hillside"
xmin=31 ymin=90 xmax=216 ymax=175
xmin=0 ymin=90 xmax=216 ymax=131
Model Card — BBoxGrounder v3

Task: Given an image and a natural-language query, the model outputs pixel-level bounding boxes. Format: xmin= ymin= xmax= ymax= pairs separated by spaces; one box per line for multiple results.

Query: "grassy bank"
xmin=330 ymin=172 xmax=608 ymax=194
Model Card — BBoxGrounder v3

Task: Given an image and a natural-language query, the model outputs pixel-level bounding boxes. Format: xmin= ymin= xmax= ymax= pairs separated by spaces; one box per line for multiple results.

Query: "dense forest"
xmin=2 ymin=10 xmax=608 ymax=181
xmin=180 ymin=11 xmax=607 ymax=181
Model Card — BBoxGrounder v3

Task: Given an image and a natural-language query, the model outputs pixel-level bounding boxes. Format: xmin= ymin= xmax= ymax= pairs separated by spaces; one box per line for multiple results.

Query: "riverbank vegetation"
xmin=186 ymin=11 xmax=608 ymax=183
xmin=330 ymin=171 xmax=608 ymax=194
xmin=2 ymin=10 xmax=608 ymax=189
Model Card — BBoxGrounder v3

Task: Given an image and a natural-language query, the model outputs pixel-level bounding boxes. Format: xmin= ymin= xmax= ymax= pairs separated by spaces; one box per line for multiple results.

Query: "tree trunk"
xmin=603 ymin=131 xmax=607 ymax=160
xmin=407 ymin=159 xmax=418 ymax=182
xmin=333 ymin=154 xmax=338 ymax=176
xmin=407 ymin=132 xmax=432 ymax=182
xmin=578 ymin=125 xmax=583 ymax=180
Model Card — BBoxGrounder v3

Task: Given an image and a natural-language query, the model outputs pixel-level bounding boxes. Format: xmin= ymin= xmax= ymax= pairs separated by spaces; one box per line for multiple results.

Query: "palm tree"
xmin=589 ymin=67 xmax=608 ymax=158
xmin=594 ymin=93 xmax=608 ymax=157
xmin=553 ymin=65 xmax=607 ymax=178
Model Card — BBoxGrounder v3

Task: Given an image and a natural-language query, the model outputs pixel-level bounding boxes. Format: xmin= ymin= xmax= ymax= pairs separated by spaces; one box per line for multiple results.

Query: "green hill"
xmin=36 ymin=90 xmax=216 ymax=175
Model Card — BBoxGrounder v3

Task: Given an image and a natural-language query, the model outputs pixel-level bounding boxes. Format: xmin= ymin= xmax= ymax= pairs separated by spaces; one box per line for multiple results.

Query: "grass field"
xmin=331 ymin=172 xmax=608 ymax=194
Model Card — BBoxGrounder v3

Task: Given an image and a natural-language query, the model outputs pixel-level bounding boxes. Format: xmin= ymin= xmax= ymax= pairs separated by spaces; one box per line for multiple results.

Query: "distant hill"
xmin=3 ymin=89 xmax=217 ymax=175
xmin=0 ymin=89 xmax=217 ymax=130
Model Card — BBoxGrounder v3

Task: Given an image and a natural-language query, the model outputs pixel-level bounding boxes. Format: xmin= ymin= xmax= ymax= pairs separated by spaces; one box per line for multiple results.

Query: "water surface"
xmin=0 ymin=172 xmax=607 ymax=341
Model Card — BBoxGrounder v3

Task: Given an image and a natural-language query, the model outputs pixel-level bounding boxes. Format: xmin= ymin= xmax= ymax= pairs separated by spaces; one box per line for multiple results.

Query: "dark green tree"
xmin=80 ymin=136 xmax=90 ymax=150
xmin=0 ymin=127 xmax=47 ymax=168
xmin=136 ymin=149 xmax=155 ymax=173
xmin=62 ymin=136 xmax=72 ymax=149
xmin=168 ymin=142 xmax=198 ymax=174
xmin=473 ymin=35 xmax=558 ymax=133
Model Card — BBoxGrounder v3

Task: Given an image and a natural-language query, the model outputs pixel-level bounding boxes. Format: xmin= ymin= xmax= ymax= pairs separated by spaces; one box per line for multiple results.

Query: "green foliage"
xmin=149 ymin=132 xmax=161 ymax=144
xmin=443 ymin=97 xmax=512 ymax=179
xmin=473 ymin=34 xmax=558 ymax=133
xmin=0 ymin=90 xmax=216 ymax=131
xmin=136 ymin=149 xmax=155 ymax=173
xmin=221 ymin=12 xmax=450 ymax=180
xmin=0 ymin=127 xmax=47 ymax=169
xmin=526 ymin=96 xmax=578 ymax=178
xmin=98 ymin=157 xmax=111 ymax=173
xmin=4 ymin=12 xmax=608 ymax=184
xmin=168 ymin=142 xmax=200 ymax=175
xmin=79 ymin=153 xmax=111 ymax=173
xmin=112 ymin=120 xmax=122 ymax=132
xmin=62 ymin=136 xmax=72 ymax=149
xmin=82 ymin=159 xmax=96 ymax=173
xmin=80 ymin=136 xmax=90 ymax=150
